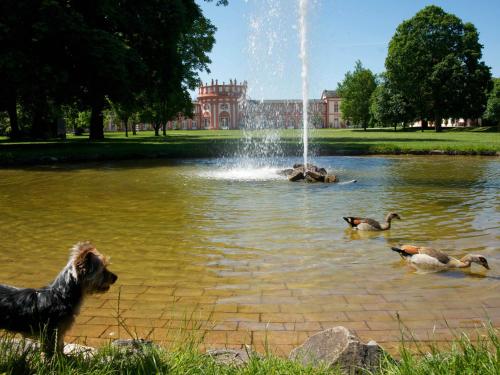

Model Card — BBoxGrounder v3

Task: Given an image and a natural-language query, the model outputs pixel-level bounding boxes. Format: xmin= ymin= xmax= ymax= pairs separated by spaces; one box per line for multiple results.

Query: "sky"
xmin=193 ymin=0 xmax=500 ymax=100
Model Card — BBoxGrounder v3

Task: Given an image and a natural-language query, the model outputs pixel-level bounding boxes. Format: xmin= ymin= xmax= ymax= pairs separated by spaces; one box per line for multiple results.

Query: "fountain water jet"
xmin=208 ymin=0 xmax=344 ymax=183
xmin=299 ymin=0 xmax=309 ymax=170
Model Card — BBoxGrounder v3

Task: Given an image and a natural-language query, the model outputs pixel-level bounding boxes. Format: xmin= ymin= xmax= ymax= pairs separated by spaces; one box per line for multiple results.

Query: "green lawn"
xmin=1 ymin=128 xmax=498 ymax=166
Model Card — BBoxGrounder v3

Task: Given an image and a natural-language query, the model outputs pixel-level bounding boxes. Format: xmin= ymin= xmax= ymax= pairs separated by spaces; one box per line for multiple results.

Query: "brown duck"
xmin=343 ymin=212 xmax=401 ymax=231
xmin=391 ymin=245 xmax=490 ymax=271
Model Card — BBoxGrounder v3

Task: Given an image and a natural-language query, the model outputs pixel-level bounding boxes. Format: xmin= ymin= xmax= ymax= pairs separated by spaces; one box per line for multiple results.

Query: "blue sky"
xmin=194 ymin=0 xmax=500 ymax=100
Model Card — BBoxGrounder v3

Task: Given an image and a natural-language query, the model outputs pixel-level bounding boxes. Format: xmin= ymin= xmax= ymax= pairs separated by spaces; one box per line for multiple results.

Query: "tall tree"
xmin=337 ymin=61 xmax=377 ymax=130
xmin=1 ymin=0 xmax=217 ymax=140
xmin=385 ymin=5 xmax=491 ymax=131
xmin=370 ymin=76 xmax=414 ymax=131
xmin=484 ymin=78 xmax=500 ymax=128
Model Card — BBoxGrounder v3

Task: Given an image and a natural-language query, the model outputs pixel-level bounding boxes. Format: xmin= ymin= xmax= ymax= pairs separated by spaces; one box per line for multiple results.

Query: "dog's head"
xmin=71 ymin=241 xmax=118 ymax=294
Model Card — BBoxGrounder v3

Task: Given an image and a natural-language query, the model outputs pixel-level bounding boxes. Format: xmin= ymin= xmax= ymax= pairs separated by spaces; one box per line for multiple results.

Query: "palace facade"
xmin=166 ymin=79 xmax=346 ymax=130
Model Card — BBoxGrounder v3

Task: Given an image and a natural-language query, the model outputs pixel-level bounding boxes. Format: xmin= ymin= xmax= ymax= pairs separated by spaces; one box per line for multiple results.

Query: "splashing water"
xmin=238 ymin=0 xmax=288 ymax=166
xmin=299 ymin=0 xmax=309 ymax=168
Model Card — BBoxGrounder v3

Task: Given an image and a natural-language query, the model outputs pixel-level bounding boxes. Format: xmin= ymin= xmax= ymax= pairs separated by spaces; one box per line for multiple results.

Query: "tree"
xmin=337 ymin=61 xmax=377 ymax=130
xmin=1 ymin=0 xmax=217 ymax=141
xmin=385 ymin=5 xmax=492 ymax=132
xmin=370 ymin=74 xmax=414 ymax=131
xmin=484 ymin=78 xmax=500 ymax=127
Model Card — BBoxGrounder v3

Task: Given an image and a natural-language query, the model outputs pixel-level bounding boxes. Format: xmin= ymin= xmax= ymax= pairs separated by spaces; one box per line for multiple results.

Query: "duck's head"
xmin=465 ymin=254 xmax=490 ymax=270
xmin=387 ymin=212 xmax=401 ymax=221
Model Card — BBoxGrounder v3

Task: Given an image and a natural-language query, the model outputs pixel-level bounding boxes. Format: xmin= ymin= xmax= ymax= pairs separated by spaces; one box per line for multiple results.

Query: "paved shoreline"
xmin=65 ymin=282 xmax=499 ymax=356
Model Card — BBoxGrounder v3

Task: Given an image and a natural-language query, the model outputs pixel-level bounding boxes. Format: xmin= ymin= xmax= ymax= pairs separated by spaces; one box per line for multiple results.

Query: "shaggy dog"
xmin=0 ymin=241 xmax=117 ymax=354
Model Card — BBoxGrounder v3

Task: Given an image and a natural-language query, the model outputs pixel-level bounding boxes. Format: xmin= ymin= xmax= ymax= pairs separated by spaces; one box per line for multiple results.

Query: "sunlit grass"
xmin=1 ymin=325 xmax=498 ymax=374
xmin=0 ymin=128 xmax=498 ymax=165
xmin=1 ymin=291 xmax=498 ymax=374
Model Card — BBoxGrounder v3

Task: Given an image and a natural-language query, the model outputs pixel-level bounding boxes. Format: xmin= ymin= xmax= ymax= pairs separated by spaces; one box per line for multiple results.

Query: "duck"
xmin=391 ymin=245 xmax=490 ymax=271
xmin=343 ymin=212 xmax=401 ymax=231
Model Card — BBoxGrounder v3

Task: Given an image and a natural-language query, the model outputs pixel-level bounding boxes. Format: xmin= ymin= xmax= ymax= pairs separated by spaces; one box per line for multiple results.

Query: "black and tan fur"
xmin=0 ymin=241 xmax=117 ymax=354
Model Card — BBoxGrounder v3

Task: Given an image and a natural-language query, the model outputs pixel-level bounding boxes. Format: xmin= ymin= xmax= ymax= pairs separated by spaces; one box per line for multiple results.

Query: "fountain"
xmin=299 ymin=0 xmax=309 ymax=169
xmin=213 ymin=0 xmax=341 ymax=183
xmin=284 ymin=0 xmax=339 ymax=183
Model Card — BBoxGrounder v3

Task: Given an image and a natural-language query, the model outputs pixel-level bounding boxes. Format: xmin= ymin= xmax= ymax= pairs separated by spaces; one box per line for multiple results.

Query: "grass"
xmin=0 ymin=127 xmax=499 ymax=166
xmin=0 ymin=326 xmax=498 ymax=374
xmin=0 ymin=334 xmax=332 ymax=375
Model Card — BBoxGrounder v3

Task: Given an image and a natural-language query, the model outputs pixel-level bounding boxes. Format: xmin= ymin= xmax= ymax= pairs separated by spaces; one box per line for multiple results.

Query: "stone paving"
xmin=66 ymin=282 xmax=500 ymax=356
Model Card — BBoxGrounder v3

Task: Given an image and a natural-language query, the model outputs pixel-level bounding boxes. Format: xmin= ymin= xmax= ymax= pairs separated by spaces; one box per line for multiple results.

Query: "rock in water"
xmin=287 ymin=169 xmax=305 ymax=181
xmin=289 ymin=326 xmax=383 ymax=374
xmin=283 ymin=164 xmax=337 ymax=183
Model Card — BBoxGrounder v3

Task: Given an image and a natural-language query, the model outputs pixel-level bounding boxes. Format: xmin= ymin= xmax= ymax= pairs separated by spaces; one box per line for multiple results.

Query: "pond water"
xmin=0 ymin=156 xmax=498 ymax=353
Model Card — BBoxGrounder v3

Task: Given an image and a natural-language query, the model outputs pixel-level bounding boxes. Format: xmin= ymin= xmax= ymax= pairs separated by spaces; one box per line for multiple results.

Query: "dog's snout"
xmin=110 ymin=272 xmax=118 ymax=284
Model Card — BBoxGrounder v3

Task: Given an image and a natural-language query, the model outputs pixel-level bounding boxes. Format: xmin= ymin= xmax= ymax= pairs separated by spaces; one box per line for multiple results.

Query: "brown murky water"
xmin=0 ymin=156 xmax=499 ymax=354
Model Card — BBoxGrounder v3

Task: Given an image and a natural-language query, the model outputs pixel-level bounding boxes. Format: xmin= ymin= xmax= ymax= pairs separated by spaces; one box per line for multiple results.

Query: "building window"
xmin=220 ymin=117 xmax=229 ymax=129
xmin=204 ymin=118 xmax=210 ymax=129
xmin=334 ymin=118 xmax=339 ymax=128
xmin=334 ymin=102 xmax=339 ymax=113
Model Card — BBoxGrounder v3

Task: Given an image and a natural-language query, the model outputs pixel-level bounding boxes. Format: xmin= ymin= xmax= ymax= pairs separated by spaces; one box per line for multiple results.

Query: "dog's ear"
xmin=74 ymin=249 xmax=100 ymax=275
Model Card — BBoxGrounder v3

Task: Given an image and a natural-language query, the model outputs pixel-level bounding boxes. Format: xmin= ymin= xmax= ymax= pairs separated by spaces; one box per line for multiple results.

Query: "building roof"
xmin=321 ymin=90 xmax=339 ymax=99
xmin=247 ymin=99 xmax=323 ymax=104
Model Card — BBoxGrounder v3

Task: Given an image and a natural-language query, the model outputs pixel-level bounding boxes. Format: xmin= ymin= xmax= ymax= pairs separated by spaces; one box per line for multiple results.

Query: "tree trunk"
xmin=153 ymin=122 xmax=160 ymax=136
xmin=89 ymin=96 xmax=104 ymax=140
xmin=421 ymin=119 xmax=428 ymax=132
xmin=162 ymin=122 xmax=166 ymax=136
xmin=393 ymin=122 xmax=397 ymax=132
xmin=132 ymin=122 xmax=136 ymax=135
xmin=435 ymin=118 xmax=442 ymax=132
xmin=31 ymin=106 xmax=55 ymax=139
xmin=7 ymin=97 xmax=20 ymax=139
xmin=124 ymin=115 xmax=129 ymax=137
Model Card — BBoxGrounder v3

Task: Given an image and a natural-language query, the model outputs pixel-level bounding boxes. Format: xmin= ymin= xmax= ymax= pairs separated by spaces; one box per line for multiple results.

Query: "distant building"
xmin=168 ymin=79 xmax=247 ymax=130
xmin=166 ymin=79 xmax=347 ymax=130
xmin=321 ymin=90 xmax=344 ymax=128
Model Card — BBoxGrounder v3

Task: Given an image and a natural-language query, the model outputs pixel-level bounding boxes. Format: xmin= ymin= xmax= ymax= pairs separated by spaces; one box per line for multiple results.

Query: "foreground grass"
xmin=0 ymin=337 xmax=332 ymax=375
xmin=1 ymin=327 xmax=498 ymax=374
xmin=0 ymin=128 xmax=498 ymax=166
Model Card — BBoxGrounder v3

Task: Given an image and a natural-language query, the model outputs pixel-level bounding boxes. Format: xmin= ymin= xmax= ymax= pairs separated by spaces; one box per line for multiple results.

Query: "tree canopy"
xmin=385 ymin=5 xmax=491 ymax=131
xmin=370 ymin=75 xmax=414 ymax=130
xmin=0 ymin=0 xmax=218 ymax=140
xmin=484 ymin=78 xmax=500 ymax=127
xmin=337 ymin=61 xmax=377 ymax=130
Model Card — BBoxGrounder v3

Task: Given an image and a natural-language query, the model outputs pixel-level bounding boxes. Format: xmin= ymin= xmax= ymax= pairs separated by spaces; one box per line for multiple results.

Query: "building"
xmin=167 ymin=79 xmax=346 ymax=130
xmin=321 ymin=90 xmax=344 ymax=128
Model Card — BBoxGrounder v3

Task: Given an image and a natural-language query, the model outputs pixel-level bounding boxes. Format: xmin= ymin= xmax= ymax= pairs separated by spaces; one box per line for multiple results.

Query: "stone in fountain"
xmin=281 ymin=163 xmax=338 ymax=183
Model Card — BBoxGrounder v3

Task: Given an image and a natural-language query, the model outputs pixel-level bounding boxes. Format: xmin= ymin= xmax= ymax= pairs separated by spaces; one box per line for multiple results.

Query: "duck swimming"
xmin=343 ymin=212 xmax=401 ymax=231
xmin=391 ymin=245 xmax=490 ymax=272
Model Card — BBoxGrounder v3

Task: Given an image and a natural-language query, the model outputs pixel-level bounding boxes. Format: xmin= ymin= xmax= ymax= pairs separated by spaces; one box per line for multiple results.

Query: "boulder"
xmin=206 ymin=347 xmax=260 ymax=366
xmin=0 ymin=337 xmax=96 ymax=359
xmin=284 ymin=164 xmax=338 ymax=183
xmin=111 ymin=338 xmax=155 ymax=355
xmin=324 ymin=174 xmax=337 ymax=183
xmin=305 ymin=170 xmax=325 ymax=182
xmin=63 ymin=343 xmax=96 ymax=358
xmin=287 ymin=169 xmax=305 ymax=181
xmin=289 ymin=326 xmax=383 ymax=374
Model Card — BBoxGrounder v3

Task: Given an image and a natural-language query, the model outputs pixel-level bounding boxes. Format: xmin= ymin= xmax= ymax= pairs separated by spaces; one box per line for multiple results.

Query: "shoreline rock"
xmin=289 ymin=326 xmax=384 ymax=374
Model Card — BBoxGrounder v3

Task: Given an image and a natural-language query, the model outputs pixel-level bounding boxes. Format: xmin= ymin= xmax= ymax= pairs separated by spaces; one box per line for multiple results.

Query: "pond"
xmin=0 ymin=156 xmax=498 ymax=354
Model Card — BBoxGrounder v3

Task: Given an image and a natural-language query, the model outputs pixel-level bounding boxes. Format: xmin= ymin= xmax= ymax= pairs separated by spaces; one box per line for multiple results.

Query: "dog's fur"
xmin=0 ymin=241 xmax=117 ymax=354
